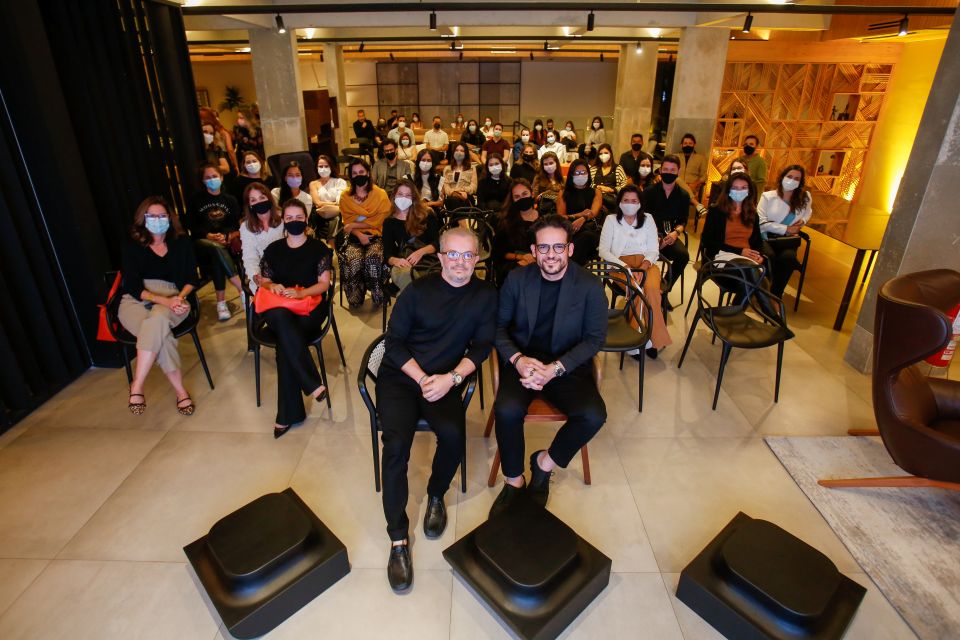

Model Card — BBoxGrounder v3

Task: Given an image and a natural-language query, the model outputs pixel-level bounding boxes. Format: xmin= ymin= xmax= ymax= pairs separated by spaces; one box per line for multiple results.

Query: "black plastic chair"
xmin=357 ymin=334 xmax=476 ymax=493
xmin=766 ymin=231 xmax=812 ymax=312
xmin=104 ymin=272 xmax=214 ymax=390
xmin=677 ymin=259 xmax=795 ymax=410
xmin=247 ymin=270 xmax=346 ymax=408
xmin=586 ymin=260 xmax=653 ymax=412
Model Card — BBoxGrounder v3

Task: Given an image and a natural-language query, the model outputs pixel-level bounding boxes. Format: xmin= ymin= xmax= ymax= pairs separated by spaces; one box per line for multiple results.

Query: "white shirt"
xmin=240 ymin=221 xmax=285 ymax=293
xmin=538 ymin=141 xmax=567 ymax=162
xmin=598 ymin=212 xmax=659 ymax=267
xmin=397 ymin=143 xmax=417 ymax=161
xmin=311 ymin=177 xmax=347 ymax=204
xmin=423 ymin=128 xmax=449 ymax=149
xmin=419 ymin=173 xmax=434 ymax=201
xmin=757 ymin=190 xmax=813 ymax=236
xmin=559 ymin=128 xmax=577 ymax=141
xmin=271 ymin=187 xmax=313 ymax=212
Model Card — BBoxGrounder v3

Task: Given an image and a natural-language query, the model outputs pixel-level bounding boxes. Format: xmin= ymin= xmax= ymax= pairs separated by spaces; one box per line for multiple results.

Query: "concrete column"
xmin=613 ymin=43 xmax=658 ymax=154
xmin=324 ymin=43 xmax=350 ymax=152
xmin=249 ymin=28 xmax=307 ymax=157
xmin=665 ymin=27 xmax=729 ymax=158
xmin=845 ymin=15 xmax=960 ymax=372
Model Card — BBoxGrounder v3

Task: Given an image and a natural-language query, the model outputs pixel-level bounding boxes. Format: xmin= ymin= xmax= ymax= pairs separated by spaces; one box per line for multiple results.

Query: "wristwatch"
xmin=553 ymin=361 xmax=566 ymax=378
xmin=450 ymin=370 xmax=463 ymax=386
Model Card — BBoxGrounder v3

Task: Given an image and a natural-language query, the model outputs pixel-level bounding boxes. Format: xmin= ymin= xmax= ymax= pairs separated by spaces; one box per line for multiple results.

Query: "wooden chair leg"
xmin=483 ymin=409 xmax=495 ymax=438
xmin=818 ymin=476 xmax=960 ymax=491
xmin=487 ymin=449 xmax=501 ymax=487
xmin=581 ymin=445 xmax=591 ymax=485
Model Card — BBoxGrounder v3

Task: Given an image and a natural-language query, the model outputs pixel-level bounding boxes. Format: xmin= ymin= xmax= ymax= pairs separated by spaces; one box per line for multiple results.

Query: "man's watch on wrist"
xmin=553 ymin=361 xmax=565 ymax=378
xmin=450 ymin=370 xmax=463 ymax=386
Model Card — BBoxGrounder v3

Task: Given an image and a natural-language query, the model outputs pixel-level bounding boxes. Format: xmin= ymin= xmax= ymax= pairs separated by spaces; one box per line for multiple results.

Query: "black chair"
xmin=678 ymin=259 xmax=795 ymax=410
xmin=104 ymin=272 xmax=214 ymax=390
xmin=586 ymin=261 xmax=653 ymax=412
xmin=247 ymin=270 xmax=346 ymax=408
xmin=357 ymin=334 xmax=476 ymax=493
xmin=766 ymin=231 xmax=812 ymax=312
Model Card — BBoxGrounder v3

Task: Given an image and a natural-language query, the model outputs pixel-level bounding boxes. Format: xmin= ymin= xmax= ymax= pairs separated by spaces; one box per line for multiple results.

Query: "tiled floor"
xmin=0 ymin=228 xmax=943 ymax=639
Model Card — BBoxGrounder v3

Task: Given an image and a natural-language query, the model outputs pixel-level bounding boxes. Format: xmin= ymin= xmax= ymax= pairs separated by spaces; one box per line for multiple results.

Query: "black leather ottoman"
xmin=184 ymin=488 xmax=350 ymax=639
xmin=677 ymin=512 xmax=866 ymax=640
xmin=443 ymin=496 xmax=611 ymax=640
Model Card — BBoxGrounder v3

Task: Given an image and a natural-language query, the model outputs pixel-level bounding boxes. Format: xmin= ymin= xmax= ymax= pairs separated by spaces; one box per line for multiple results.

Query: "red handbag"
xmin=97 ymin=272 xmax=122 ymax=342
xmin=254 ymin=286 xmax=322 ymax=316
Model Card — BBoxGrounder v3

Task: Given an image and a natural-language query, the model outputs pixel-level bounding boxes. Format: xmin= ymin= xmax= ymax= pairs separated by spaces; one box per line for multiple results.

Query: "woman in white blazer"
xmin=758 ymin=164 xmax=812 ymax=297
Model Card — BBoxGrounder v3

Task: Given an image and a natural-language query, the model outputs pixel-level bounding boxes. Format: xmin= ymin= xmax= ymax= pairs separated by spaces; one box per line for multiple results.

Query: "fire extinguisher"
xmin=927 ymin=303 xmax=960 ymax=368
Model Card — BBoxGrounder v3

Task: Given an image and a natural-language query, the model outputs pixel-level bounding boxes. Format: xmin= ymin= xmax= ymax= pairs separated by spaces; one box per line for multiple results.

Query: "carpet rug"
xmin=766 ymin=436 xmax=960 ymax=640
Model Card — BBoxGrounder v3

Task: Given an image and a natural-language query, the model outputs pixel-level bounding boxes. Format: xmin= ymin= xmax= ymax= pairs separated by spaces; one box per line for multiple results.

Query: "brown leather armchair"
xmin=820 ymin=269 xmax=960 ymax=491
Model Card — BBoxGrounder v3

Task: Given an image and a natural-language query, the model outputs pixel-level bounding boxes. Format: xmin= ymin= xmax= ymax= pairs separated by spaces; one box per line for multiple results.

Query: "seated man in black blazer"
xmin=490 ymin=215 xmax=608 ymax=516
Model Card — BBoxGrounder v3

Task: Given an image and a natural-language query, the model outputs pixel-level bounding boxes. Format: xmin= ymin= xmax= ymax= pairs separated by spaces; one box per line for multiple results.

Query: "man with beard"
xmin=489 ymin=215 xmax=608 ymax=517
xmin=377 ymin=227 xmax=496 ymax=592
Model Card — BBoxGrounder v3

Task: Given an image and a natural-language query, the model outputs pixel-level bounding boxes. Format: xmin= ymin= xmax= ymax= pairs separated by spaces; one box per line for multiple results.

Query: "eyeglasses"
xmin=440 ymin=250 xmax=477 ymax=261
xmin=535 ymin=243 xmax=569 ymax=255
xmin=144 ymin=214 xmax=169 ymax=221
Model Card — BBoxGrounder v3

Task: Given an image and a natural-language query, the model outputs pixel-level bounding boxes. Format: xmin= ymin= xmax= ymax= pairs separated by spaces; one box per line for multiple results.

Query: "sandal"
xmin=128 ymin=392 xmax=146 ymax=415
xmin=176 ymin=396 xmax=195 ymax=416
xmin=314 ymin=387 xmax=328 ymax=404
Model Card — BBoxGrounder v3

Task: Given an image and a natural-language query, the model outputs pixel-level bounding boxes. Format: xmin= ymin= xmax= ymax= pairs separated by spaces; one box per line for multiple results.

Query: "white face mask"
xmin=535 ymin=124 xmax=543 ymax=131
xmin=203 ymin=132 xmax=214 ymax=145
xmin=592 ymin=122 xmax=601 ymax=130
xmin=394 ymin=196 xmax=413 ymax=211
xmin=419 ymin=160 xmax=433 ymax=172
xmin=620 ymin=203 xmax=641 ymax=217
xmin=565 ymin=126 xmax=573 ymax=132
xmin=484 ymin=120 xmax=492 ymax=127
xmin=317 ymin=166 xmax=331 ymax=178
xmin=488 ymin=164 xmax=502 ymax=176
xmin=543 ymin=163 xmax=557 ymax=175
xmin=245 ymin=161 xmax=261 ymax=174
xmin=599 ymin=153 xmax=611 ymax=163
xmin=521 ymin=134 xmax=530 ymax=142
xmin=573 ymin=174 xmax=589 ymax=187
xmin=546 ymin=136 xmax=556 ymax=145
xmin=782 ymin=177 xmax=800 ymax=191
xmin=639 ymin=166 xmax=652 ymax=177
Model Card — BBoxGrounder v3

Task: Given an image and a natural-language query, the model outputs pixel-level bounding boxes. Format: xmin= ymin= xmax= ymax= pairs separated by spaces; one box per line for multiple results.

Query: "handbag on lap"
xmin=253 ymin=286 xmax=322 ymax=316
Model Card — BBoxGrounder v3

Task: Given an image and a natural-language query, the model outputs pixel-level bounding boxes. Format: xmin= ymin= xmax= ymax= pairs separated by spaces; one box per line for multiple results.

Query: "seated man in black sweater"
xmin=490 ymin=215 xmax=608 ymax=516
xmin=643 ymin=154 xmax=691 ymax=297
xmin=378 ymin=226 xmax=497 ymax=593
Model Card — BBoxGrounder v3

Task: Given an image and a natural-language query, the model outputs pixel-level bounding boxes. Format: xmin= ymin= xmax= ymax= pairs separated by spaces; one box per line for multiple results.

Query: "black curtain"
xmin=0 ymin=0 xmax=202 ymax=430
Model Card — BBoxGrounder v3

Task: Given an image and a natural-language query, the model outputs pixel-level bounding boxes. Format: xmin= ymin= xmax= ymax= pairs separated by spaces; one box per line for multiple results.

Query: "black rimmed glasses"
xmin=535 ymin=243 xmax=569 ymax=255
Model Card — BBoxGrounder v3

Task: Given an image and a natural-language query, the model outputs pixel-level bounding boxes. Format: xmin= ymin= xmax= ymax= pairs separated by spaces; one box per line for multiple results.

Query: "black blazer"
xmin=700 ymin=205 xmax=763 ymax=261
xmin=496 ymin=262 xmax=608 ymax=372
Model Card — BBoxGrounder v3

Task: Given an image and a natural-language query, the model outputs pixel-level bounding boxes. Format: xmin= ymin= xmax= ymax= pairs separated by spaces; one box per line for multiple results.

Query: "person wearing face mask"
xmin=240 ymin=183 xmax=284 ymax=295
xmin=532 ymin=151 xmax=564 ymax=214
xmin=373 ymin=139 xmax=415 ymax=194
xmin=460 ymin=119 xmax=485 ymax=157
xmin=701 ymin=174 xmax=765 ymax=272
xmin=386 ymin=109 xmax=400 ymax=129
xmin=510 ymin=142 xmax=539 ymax=183
xmin=708 ymin=159 xmax=748 ymax=207
xmin=410 ymin=112 xmax=423 ymax=131
xmin=232 ymin=111 xmax=263 ymax=170
xmin=376 ymin=117 xmax=390 ymax=140
xmin=450 ymin=113 xmax=466 ymax=133
xmin=619 ymin=133 xmax=654 ymax=185
xmin=538 ymin=130 xmax=567 ymax=163
xmin=188 ymin=163 xmax=245 ymax=321
xmin=589 ymin=143 xmax=627 ymax=213
xmin=555 ymin=158 xmax=601 ymax=264
xmin=339 ymin=158 xmax=392 ymax=308
xmin=383 ymin=178 xmax=440 ymax=292
xmin=480 ymin=117 xmax=495 ymax=140
xmin=272 ymin=161 xmax=314 ymax=218
xmin=387 ymin=116 xmax=409 ymax=145
xmin=256 ymin=199 xmax=332 ymax=438
xmin=413 ymin=149 xmax=444 ymax=211
xmin=578 ymin=116 xmax=605 ymax=160
xmin=676 ymin=133 xmax=707 ymax=200
xmin=119 ymin=196 xmax=199 ymax=417
xmin=234 ymin=150 xmax=273 ymax=202
xmin=635 ymin=157 xmax=658 ymax=190
xmin=201 ymin=123 xmax=230 ymax=176
xmin=353 ymin=109 xmax=382 ymax=151
xmin=598 ymin=186 xmax=672 ymax=358
xmin=531 ymin=119 xmax=547 ymax=147
xmin=423 ymin=116 xmax=449 ymax=165
xmin=481 ymin=122 xmax=511 ymax=167
xmin=442 ymin=142 xmax=477 ymax=210
xmin=559 ymin=120 xmax=578 ymax=151
xmin=513 ymin=128 xmax=531 ymax=162
xmin=741 ymin=134 xmax=767 ymax=191
xmin=493 ymin=179 xmax=540 ymax=285
xmin=642 ymin=155 xmax=690 ymax=297
xmin=396 ymin=131 xmax=416 ymax=162
xmin=545 ymin=119 xmax=556 ymax=136
xmin=308 ymin=155 xmax=348 ymax=236
xmin=477 ymin=153 xmax=511 ymax=211
xmin=758 ymin=164 xmax=812 ymax=297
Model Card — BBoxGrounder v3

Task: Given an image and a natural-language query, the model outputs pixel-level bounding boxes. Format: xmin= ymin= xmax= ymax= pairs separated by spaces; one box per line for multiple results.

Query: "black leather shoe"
xmin=387 ymin=543 xmax=413 ymax=592
xmin=646 ymin=347 xmax=659 ymax=360
xmin=528 ymin=450 xmax=553 ymax=507
xmin=664 ymin=299 xmax=675 ymax=312
xmin=488 ymin=481 xmax=525 ymax=520
xmin=274 ymin=425 xmax=291 ymax=439
xmin=423 ymin=496 xmax=447 ymax=539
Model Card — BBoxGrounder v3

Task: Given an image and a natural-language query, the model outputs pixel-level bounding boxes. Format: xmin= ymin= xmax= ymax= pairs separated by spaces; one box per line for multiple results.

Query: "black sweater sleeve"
xmin=382 ymin=218 xmax=402 ymax=263
xmin=120 ymin=237 xmax=198 ymax=300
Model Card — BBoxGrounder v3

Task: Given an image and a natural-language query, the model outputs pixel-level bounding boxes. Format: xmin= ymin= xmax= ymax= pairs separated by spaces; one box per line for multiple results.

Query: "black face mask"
xmin=631 ymin=143 xmax=643 ymax=152
xmin=251 ymin=201 xmax=272 ymax=215
xmin=352 ymin=174 xmax=370 ymax=187
xmin=512 ymin=196 xmax=534 ymax=212
xmin=522 ymin=154 xmax=536 ymax=162
xmin=660 ymin=173 xmax=678 ymax=184
xmin=384 ymin=151 xmax=396 ymax=160
xmin=285 ymin=220 xmax=307 ymax=236
xmin=743 ymin=145 xmax=756 ymax=155
xmin=682 ymin=145 xmax=695 ymax=154
xmin=433 ymin=123 xmax=441 ymax=129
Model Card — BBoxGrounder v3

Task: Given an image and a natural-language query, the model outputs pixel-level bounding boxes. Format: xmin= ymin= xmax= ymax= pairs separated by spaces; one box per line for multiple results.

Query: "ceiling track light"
xmin=587 ymin=11 xmax=595 ymax=32
xmin=459 ymin=50 xmax=464 ymax=60
xmin=898 ymin=15 xmax=909 ymax=36
xmin=530 ymin=52 xmax=534 ymax=61
xmin=389 ymin=52 xmax=395 ymax=61
xmin=635 ymin=41 xmax=643 ymax=54
xmin=543 ymin=40 xmax=549 ymax=51
xmin=429 ymin=11 xmax=437 ymax=30
xmin=742 ymin=12 xmax=753 ymax=34
xmin=358 ymin=41 xmax=365 ymax=53
xmin=450 ymin=39 xmax=456 ymax=50
xmin=275 ymin=14 xmax=286 ymax=34
xmin=600 ymin=52 xmax=604 ymax=61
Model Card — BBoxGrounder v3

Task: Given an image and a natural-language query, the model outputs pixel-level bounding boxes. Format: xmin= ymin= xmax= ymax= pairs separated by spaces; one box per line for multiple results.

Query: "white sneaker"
xmin=217 ymin=301 xmax=231 ymax=321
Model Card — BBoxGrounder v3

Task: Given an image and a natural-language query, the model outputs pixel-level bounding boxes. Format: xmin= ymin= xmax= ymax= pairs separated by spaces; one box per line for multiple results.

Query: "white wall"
xmin=519 ymin=60 xmax=618 ymax=131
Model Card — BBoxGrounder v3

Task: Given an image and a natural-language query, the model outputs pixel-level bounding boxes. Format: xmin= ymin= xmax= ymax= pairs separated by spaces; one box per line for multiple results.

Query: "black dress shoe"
xmin=488 ymin=481 xmax=525 ymax=520
xmin=423 ymin=496 xmax=447 ymax=539
xmin=387 ymin=543 xmax=413 ymax=592
xmin=646 ymin=347 xmax=659 ymax=360
xmin=274 ymin=425 xmax=291 ymax=439
xmin=528 ymin=450 xmax=553 ymax=507
xmin=664 ymin=299 xmax=675 ymax=312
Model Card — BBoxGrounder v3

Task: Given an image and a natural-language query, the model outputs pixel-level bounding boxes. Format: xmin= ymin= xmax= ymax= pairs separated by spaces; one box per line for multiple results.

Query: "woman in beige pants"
xmin=119 ymin=196 xmax=199 ymax=415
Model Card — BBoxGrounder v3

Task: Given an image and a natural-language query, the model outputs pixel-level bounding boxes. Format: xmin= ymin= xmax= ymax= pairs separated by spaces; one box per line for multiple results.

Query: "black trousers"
xmin=494 ymin=356 xmax=606 ymax=478
xmin=262 ymin=305 xmax=326 ymax=426
xmin=660 ymin=239 xmax=689 ymax=287
xmin=195 ymin=239 xmax=238 ymax=291
xmin=378 ymin=371 xmax=466 ymax=541
xmin=762 ymin=238 xmax=802 ymax=298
